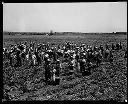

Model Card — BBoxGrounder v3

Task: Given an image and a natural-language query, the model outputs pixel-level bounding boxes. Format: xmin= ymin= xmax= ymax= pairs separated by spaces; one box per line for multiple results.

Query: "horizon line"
xmin=3 ymin=31 xmax=127 ymax=33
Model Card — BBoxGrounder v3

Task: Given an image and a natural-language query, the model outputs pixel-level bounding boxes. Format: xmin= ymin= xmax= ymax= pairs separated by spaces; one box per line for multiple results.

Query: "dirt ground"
xmin=3 ymin=33 xmax=127 ymax=101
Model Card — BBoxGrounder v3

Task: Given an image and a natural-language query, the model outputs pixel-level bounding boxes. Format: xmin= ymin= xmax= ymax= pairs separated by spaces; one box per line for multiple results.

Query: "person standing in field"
xmin=34 ymin=49 xmax=41 ymax=66
xmin=31 ymin=52 xmax=37 ymax=66
xmin=111 ymin=43 xmax=115 ymax=50
xmin=116 ymin=43 xmax=120 ymax=50
xmin=15 ymin=49 xmax=22 ymax=67
xmin=44 ymin=57 xmax=51 ymax=84
xmin=105 ymin=44 xmax=109 ymax=50
xmin=109 ymin=50 xmax=114 ymax=64
xmin=124 ymin=49 xmax=127 ymax=58
xmin=52 ymin=60 xmax=61 ymax=85
xmin=119 ymin=42 xmax=122 ymax=50
xmin=79 ymin=57 xmax=86 ymax=76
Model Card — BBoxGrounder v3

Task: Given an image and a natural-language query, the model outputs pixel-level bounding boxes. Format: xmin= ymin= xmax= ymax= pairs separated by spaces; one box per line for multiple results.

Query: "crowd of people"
xmin=3 ymin=41 xmax=127 ymax=85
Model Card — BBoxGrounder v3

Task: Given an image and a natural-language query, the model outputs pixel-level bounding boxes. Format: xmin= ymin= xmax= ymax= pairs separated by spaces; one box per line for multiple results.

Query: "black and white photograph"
xmin=3 ymin=2 xmax=127 ymax=101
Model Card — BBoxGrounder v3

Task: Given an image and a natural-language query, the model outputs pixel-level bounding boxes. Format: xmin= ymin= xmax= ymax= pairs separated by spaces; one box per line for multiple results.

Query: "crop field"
xmin=3 ymin=33 xmax=127 ymax=101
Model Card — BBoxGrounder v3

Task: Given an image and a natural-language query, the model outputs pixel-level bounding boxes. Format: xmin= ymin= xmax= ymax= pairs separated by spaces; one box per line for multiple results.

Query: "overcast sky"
xmin=3 ymin=2 xmax=127 ymax=33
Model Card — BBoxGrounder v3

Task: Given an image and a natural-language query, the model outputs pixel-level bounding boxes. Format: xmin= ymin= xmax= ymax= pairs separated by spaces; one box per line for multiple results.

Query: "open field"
xmin=3 ymin=33 xmax=127 ymax=48
xmin=3 ymin=33 xmax=127 ymax=101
